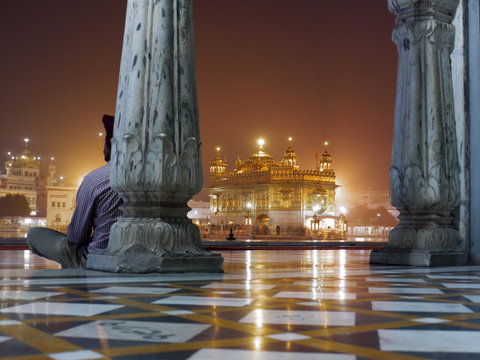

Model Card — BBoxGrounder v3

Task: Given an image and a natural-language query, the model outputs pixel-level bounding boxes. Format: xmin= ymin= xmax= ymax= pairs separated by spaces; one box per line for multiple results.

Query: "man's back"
xmin=67 ymin=162 xmax=122 ymax=254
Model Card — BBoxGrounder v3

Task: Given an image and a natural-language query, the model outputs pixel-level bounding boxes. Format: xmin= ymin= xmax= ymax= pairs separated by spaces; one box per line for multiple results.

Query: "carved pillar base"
xmin=370 ymin=249 xmax=468 ymax=267
xmin=371 ymin=220 xmax=467 ymax=266
xmin=87 ymin=218 xmax=223 ymax=273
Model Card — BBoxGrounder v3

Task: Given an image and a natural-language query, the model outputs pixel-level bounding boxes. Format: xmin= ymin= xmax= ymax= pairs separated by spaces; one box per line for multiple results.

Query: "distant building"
xmin=0 ymin=139 xmax=77 ymax=232
xmin=336 ymin=188 xmax=398 ymax=218
xmin=187 ymin=200 xmax=210 ymax=235
xmin=44 ymin=186 xmax=78 ymax=232
xmin=208 ymin=139 xmax=346 ymax=238
xmin=0 ymin=139 xmax=57 ymax=214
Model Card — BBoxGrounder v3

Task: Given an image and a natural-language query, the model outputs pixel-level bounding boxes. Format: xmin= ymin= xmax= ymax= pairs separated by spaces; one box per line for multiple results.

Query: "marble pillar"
xmin=469 ymin=0 xmax=480 ymax=263
xmin=87 ymin=0 xmax=224 ymax=273
xmin=370 ymin=0 xmax=468 ymax=266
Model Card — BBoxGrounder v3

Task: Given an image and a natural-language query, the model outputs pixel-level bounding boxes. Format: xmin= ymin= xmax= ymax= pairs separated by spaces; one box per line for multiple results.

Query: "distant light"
xmin=24 ymin=218 xmax=32 ymax=225
xmin=30 ymin=211 xmax=37 ymax=216
xmin=339 ymin=206 xmax=348 ymax=215
xmin=216 ymin=146 xmax=220 ymax=152
xmin=7 ymin=152 xmax=11 ymax=156
xmin=258 ymin=138 xmax=265 ymax=146
xmin=324 ymin=141 xmax=329 ymax=146
xmin=37 ymin=156 xmax=41 ymax=160
xmin=377 ymin=213 xmax=381 ymax=217
xmin=288 ymin=137 xmax=293 ymax=142
xmin=60 ymin=176 xmax=64 ymax=180
xmin=24 ymin=138 xmax=30 ymax=144
xmin=99 ymin=132 xmax=103 ymax=137
xmin=246 ymin=202 xmax=252 ymax=209
xmin=51 ymin=156 xmax=54 ymax=161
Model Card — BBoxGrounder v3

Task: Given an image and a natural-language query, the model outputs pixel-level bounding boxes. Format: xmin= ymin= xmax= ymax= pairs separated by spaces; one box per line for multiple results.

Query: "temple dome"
xmin=13 ymin=146 xmax=38 ymax=169
xmin=237 ymin=148 xmax=279 ymax=172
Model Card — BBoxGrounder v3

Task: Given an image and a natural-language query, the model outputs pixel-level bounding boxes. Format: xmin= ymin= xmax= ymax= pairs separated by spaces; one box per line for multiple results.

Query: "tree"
xmin=0 ymin=194 xmax=31 ymax=217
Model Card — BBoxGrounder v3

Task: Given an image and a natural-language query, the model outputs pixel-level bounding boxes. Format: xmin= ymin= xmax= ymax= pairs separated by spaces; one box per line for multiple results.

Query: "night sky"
xmin=0 ymin=0 xmax=396 ymax=195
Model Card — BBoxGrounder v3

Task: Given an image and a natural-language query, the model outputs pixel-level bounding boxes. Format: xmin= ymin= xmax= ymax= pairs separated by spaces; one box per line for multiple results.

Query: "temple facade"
xmin=0 ymin=139 xmax=77 ymax=232
xmin=208 ymin=139 xmax=346 ymax=238
xmin=0 ymin=139 xmax=58 ymax=213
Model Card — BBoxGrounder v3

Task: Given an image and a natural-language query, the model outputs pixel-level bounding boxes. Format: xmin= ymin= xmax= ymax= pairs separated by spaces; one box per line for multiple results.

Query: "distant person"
xmin=26 ymin=115 xmax=122 ymax=268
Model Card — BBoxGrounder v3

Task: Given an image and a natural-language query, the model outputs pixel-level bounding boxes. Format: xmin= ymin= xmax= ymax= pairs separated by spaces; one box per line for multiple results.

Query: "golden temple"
xmin=208 ymin=138 xmax=346 ymax=239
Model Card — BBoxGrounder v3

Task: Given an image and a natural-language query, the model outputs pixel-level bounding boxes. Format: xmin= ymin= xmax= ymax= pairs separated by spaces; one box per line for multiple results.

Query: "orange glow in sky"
xmin=0 ymin=0 xmax=396 ymax=193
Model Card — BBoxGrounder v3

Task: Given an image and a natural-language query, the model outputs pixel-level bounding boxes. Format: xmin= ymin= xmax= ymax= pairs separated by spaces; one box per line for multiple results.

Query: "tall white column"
xmin=87 ymin=0 xmax=223 ymax=273
xmin=468 ymin=0 xmax=480 ymax=263
xmin=370 ymin=0 xmax=468 ymax=266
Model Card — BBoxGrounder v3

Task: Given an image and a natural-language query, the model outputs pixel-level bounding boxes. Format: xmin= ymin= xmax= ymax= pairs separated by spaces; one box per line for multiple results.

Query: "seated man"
xmin=26 ymin=115 xmax=122 ymax=268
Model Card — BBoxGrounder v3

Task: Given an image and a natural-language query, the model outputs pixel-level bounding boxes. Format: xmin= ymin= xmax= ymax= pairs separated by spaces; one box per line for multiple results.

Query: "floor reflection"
xmin=0 ymin=249 xmax=480 ymax=359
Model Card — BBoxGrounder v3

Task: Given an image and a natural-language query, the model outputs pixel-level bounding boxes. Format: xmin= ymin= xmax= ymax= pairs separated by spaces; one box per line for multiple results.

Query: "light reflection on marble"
xmin=427 ymin=275 xmax=480 ymax=279
xmin=201 ymin=283 xmax=276 ymax=290
xmin=371 ymin=301 xmax=473 ymax=313
xmin=0 ymin=320 xmax=21 ymax=325
xmin=273 ymin=291 xmax=356 ymax=300
xmin=239 ymin=309 xmax=355 ymax=326
xmin=0 ymin=336 xmax=11 ymax=343
xmin=1 ymin=302 xmax=123 ymax=316
xmin=2 ymin=249 xmax=480 ymax=359
xmin=378 ymin=330 xmax=480 ymax=353
xmin=265 ymin=332 xmax=311 ymax=341
xmin=368 ymin=287 xmax=443 ymax=294
xmin=292 ymin=280 xmax=358 ymax=287
xmin=188 ymin=348 xmax=356 ymax=360
xmin=366 ymin=278 xmax=426 ymax=283
xmin=153 ymin=296 xmax=254 ymax=307
xmin=412 ymin=317 xmax=450 ymax=324
xmin=0 ymin=290 xmax=65 ymax=300
xmin=56 ymin=320 xmax=210 ymax=343
xmin=463 ymin=295 xmax=480 ymax=302
xmin=442 ymin=282 xmax=480 ymax=289
xmin=48 ymin=350 xmax=103 ymax=360
xmin=92 ymin=286 xmax=179 ymax=295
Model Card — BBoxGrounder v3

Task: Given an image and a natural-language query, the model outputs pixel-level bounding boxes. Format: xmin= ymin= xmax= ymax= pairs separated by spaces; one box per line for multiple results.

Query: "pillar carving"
xmin=87 ymin=0 xmax=223 ymax=273
xmin=370 ymin=0 xmax=468 ymax=266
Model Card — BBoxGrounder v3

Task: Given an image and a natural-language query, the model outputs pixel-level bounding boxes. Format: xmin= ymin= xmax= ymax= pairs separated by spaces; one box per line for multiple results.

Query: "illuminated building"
xmin=0 ymin=138 xmax=56 ymax=212
xmin=44 ymin=185 xmax=78 ymax=232
xmin=208 ymin=139 xmax=346 ymax=238
xmin=0 ymin=139 xmax=77 ymax=232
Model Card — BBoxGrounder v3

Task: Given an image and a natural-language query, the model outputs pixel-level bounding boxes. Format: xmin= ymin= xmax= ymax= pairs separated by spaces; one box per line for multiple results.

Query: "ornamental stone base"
xmin=370 ymin=225 xmax=468 ymax=267
xmin=370 ymin=249 xmax=468 ymax=267
xmin=86 ymin=219 xmax=224 ymax=273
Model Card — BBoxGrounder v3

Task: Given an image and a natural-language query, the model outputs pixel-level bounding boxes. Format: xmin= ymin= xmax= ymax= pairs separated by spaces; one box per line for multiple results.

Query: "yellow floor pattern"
xmin=1 ymin=249 xmax=480 ymax=359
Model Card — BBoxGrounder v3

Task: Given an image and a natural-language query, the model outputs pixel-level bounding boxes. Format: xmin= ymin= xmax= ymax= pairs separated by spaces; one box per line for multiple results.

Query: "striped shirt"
xmin=67 ymin=162 xmax=122 ymax=255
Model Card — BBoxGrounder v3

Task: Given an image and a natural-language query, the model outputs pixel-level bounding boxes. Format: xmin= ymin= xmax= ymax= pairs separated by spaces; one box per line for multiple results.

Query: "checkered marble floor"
xmin=1 ymin=249 xmax=480 ymax=359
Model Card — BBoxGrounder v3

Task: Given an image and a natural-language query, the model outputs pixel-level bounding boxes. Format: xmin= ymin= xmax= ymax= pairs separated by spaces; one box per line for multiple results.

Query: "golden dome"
xmin=237 ymin=148 xmax=279 ymax=172
xmin=13 ymin=142 xmax=39 ymax=169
